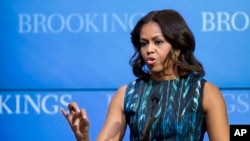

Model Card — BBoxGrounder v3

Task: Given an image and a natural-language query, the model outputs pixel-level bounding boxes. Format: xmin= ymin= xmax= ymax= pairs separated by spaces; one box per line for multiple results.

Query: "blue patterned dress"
xmin=124 ymin=74 xmax=207 ymax=141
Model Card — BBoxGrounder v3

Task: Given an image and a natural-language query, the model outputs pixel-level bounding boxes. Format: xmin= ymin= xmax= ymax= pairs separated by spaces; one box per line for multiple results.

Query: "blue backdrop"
xmin=0 ymin=0 xmax=249 ymax=141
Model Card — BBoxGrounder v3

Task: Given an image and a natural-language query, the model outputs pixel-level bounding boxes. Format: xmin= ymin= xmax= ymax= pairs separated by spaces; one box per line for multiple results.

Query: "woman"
xmin=61 ymin=9 xmax=229 ymax=141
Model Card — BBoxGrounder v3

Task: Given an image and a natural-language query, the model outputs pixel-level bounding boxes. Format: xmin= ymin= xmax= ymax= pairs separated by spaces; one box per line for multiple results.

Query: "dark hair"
xmin=129 ymin=9 xmax=205 ymax=78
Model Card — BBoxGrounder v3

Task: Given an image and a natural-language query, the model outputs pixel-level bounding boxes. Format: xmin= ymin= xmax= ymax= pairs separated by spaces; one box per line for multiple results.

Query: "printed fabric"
xmin=124 ymin=74 xmax=207 ymax=141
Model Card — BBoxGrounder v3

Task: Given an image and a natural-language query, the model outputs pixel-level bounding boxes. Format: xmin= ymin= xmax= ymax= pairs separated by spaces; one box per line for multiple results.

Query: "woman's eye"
xmin=155 ymin=40 xmax=163 ymax=45
xmin=140 ymin=42 xmax=147 ymax=47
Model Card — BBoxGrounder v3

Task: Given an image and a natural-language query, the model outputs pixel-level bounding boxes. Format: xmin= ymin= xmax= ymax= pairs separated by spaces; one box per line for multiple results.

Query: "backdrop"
xmin=0 ymin=0 xmax=249 ymax=140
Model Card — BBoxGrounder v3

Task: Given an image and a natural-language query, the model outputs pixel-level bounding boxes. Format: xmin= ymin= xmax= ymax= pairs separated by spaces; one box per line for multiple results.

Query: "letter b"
xmin=19 ymin=14 xmax=32 ymax=33
xmin=201 ymin=12 xmax=215 ymax=31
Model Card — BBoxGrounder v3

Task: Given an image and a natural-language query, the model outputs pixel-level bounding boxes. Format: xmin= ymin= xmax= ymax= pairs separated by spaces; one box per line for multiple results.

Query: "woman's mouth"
xmin=146 ymin=58 xmax=157 ymax=65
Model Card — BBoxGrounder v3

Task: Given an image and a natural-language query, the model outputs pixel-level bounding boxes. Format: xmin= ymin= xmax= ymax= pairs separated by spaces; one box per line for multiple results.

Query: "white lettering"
xmin=201 ymin=11 xmax=249 ymax=32
xmin=47 ymin=13 xmax=65 ymax=33
xmin=41 ymin=94 xmax=58 ymax=114
xmin=15 ymin=95 xmax=21 ymax=114
xmin=24 ymin=95 xmax=41 ymax=114
xmin=223 ymin=93 xmax=250 ymax=113
xmin=18 ymin=13 xmax=143 ymax=33
xmin=234 ymin=129 xmax=241 ymax=136
xmin=85 ymin=13 xmax=99 ymax=32
xmin=18 ymin=14 xmax=32 ymax=33
xmin=234 ymin=129 xmax=247 ymax=136
xmin=66 ymin=13 xmax=84 ymax=33
xmin=0 ymin=95 xmax=12 ymax=114
xmin=224 ymin=93 xmax=235 ymax=113
xmin=202 ymin=12 xmax=215 ymax=31
xmin=237 ymin=94 xmax=249 ymax=113
xmin=33 ymin=14 xmax=47 ymax=33
xmin=0 ymin=94 xmax=72 ymax=115
xmin=102 ymin=13 xmax=108 ymax=32
xmin=241 ymin=129 xmax=247 ymax=136
xmin=60 ymin=94 xmax=72 ymax=108
xmin=231 ymin=12 xmax=249 ymax=31
xmin=217 ymin=12 xmax=230 ymax=31
xmin=111 ymin=13 xmax=128 ymax=32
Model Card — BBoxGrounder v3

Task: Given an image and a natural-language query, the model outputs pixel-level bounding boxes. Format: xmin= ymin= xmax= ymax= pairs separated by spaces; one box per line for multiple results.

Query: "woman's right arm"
xmin=61 ymin=85 xmax=127 ymax=141
xmin=96 ymin=85 xmax=127 ymax=141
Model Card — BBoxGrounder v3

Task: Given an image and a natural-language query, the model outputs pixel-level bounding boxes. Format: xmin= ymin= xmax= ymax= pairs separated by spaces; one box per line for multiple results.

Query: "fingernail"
xmin=83 ymin=115 xmax=87 ymax=119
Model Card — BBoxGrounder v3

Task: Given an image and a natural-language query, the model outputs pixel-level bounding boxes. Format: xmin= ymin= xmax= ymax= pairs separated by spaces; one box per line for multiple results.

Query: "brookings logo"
xmin=0 ymin=94 xmax=71 ymax=114
xmin=18 ymin=13 xmax=144 ymax=33
xmin=201 ymin=11 xmax=249 ymax=32
xmin=223 ymin=93 xmax=250 ymax=114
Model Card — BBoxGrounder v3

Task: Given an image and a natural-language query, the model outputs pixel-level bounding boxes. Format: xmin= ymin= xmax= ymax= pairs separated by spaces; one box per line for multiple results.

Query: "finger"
xmin=80 ymin=109 xmax=88 ymax=120
xmin=60 ymin=108 xmax=69 ymax=119
xmin=80 ymin=109 xmax=90 ymax=129
xmin=72 ymin=109 xmax=88 ymax=128
xmin=68 ymin=102 xmax=80 ymax=114
xmin=79 ymin=109 xmax=90 ymax=134
xmin=72 ymin=111 xmax=80 ymax=125
xmin=72 ymin=112 xmax=81 ymax=132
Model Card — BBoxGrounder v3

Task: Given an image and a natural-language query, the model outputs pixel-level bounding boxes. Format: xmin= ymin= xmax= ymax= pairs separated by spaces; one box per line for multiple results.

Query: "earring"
xmin=175 ymin=54 xmax=179 ymax=61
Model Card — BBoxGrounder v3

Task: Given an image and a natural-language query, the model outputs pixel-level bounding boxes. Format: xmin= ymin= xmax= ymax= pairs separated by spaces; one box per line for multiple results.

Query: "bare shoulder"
xmin=203 ymin=81 xmax=220 ymax=94
xmin=112 ymin=85 xmax=127 ymax=100
xmin=203 ymin=81 xmax=225 ymax=112
xmin=109 ymin=85 xmax=127 ymax=110
xmin=116 ymin=85 xmax=127 ymax=96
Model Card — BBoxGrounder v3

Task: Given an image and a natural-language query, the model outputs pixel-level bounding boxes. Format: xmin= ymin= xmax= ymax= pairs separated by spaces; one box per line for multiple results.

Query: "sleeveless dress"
xmin=124 ymin=74 xmax=207 ymax=141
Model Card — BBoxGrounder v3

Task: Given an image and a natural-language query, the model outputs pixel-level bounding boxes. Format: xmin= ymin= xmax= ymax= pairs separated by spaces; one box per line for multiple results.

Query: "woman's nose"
xmin=147 ymin=44 xmax=155 ymax=54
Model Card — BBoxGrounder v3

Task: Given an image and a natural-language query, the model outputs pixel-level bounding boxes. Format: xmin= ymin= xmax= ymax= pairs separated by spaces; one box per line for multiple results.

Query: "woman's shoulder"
xmin=202 ymin=81 xmax=225 ymax=112
xmin=114 ymin=85 xmax=127 ymax=97
xmin=203 ymin=81 xmax=220 ymax=93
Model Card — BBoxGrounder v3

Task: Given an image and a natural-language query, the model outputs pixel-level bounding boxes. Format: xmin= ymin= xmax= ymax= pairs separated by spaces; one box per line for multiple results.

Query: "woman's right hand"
xmin=61 ymin=102 xmax=90 ymax=141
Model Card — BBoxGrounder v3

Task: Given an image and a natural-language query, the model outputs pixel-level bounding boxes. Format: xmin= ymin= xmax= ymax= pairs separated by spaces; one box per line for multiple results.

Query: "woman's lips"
xmin=146 ymin=58 xmax=157 ymax=65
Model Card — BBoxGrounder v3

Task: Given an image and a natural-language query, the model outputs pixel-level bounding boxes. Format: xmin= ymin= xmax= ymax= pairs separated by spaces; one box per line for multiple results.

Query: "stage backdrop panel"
xmin=0 ymin=0 xmax=249 ymax=141
xmin=0 ymin=90 xmax=249 ymax=141
xmin=0 ymin=0 xmax=249 ymax=89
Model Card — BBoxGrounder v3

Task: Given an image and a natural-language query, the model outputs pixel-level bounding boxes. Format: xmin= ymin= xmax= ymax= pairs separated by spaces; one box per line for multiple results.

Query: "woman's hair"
xmin=129 ymin=9 xmax=205 ymax=78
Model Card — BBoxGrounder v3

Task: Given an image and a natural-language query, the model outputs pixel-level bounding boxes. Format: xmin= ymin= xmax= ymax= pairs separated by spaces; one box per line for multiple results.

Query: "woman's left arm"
xmin=203 ymin=82 xmax=230 ymax=141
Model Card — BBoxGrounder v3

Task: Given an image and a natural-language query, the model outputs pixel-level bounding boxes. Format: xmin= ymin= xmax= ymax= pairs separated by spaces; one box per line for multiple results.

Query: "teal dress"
xmin=124 ymin=74 xmax=207 ymax=141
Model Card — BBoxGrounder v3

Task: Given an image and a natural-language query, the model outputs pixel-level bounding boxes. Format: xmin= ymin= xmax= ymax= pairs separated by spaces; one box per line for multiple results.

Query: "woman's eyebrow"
xmin=140 ymin=35 xmax=164 ymax=40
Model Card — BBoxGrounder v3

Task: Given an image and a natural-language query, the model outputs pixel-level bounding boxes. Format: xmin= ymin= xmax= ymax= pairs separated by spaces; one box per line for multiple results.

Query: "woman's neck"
xmin=150 ymin=72 xmax=178 ymax=81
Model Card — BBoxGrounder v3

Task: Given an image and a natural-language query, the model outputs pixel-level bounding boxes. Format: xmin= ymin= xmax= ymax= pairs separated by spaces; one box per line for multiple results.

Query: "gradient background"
xmin=0 ymin=0 xmax=249 ymax=140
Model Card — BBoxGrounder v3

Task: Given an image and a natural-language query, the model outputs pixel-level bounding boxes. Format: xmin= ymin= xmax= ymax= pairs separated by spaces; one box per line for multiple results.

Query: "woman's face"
xmin=139 ymin=22 xmax=174 ymax=78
